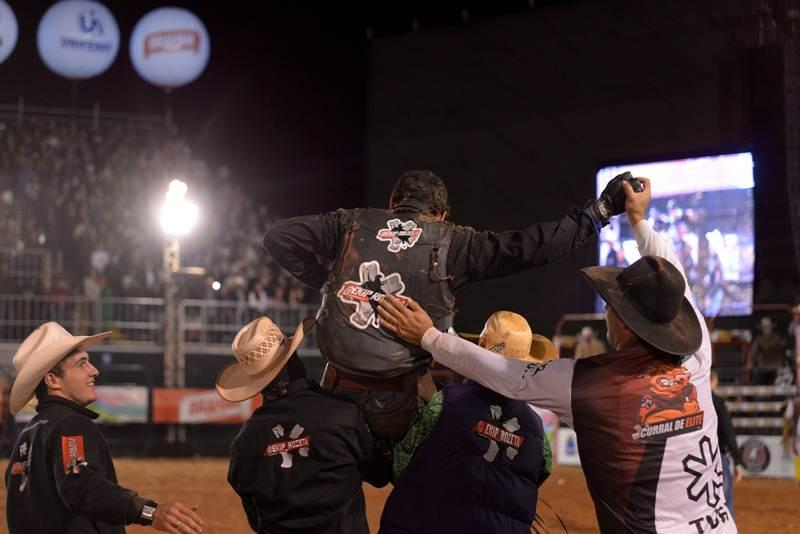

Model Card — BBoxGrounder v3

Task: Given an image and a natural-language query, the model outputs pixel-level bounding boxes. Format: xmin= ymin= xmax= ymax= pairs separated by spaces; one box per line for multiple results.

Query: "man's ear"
xmin=436 ymin=211 xmax=448 ymax=222
xmin=388 ymin=197 xmax=395 ymax=210
xmin=44 ymin=372 xmax=61 ymax=392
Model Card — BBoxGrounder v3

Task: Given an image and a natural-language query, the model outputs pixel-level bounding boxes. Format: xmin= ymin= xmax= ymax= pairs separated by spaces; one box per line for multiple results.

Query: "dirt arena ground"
xmin=1 ymin=458 xmax=798 ymax=533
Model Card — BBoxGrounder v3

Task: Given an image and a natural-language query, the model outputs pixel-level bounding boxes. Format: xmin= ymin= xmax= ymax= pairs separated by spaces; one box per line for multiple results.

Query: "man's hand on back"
xmin=152 ymin=501 xmax=203 ymax=533
xmin=378 ymin=295 xmax=433 ymax=346
xmin=624 ymin=176 xmax=651 ymax=226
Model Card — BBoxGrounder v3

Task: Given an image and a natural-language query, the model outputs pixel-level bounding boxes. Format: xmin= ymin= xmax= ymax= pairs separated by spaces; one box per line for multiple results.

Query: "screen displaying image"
xmin=596 ymin=152 xmax=754 ymax=317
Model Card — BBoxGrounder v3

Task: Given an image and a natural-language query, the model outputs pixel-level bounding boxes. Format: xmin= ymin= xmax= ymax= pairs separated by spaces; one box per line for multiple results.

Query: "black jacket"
xmin=5 ymin=397 xmax=148 ymax=534
xmin=262 ymin=203 xmax=596 ymax=293
xmin=712 ymin=391 xmax=743 ymax=466
xmin=227 ymin=379 xmax=377 ymax=534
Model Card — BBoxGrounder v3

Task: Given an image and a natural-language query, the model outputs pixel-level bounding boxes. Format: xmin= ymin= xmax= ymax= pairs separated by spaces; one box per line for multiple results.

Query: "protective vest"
xmin=316 ymin=207 xmax=455 ymax=378
xmin=380 ymin=383 xmax=545 ymax=534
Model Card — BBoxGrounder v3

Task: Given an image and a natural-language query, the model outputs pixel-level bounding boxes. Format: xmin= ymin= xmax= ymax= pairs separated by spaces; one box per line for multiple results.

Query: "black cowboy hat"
xmin=581 ymin=255 xmax=702 ymax=356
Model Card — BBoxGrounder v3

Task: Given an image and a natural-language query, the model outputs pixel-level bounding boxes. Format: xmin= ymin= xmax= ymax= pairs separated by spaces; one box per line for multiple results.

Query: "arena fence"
xmin=0 ymin=248 xmax=52 ymax=293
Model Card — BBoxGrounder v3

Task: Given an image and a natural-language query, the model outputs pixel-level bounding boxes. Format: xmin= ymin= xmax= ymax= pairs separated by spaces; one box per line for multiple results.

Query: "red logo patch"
xmin=61 ymin=435 xmax=86 ymax=474
xmin=474 ymin=420 xmax=525 ymax=449
xmin=264 ymin=436 xmax=312 ymax=456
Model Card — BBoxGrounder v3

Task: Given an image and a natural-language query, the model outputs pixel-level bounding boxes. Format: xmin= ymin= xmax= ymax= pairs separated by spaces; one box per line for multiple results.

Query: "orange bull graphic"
xmin=633 ymin=365 xmax=704 ymax=442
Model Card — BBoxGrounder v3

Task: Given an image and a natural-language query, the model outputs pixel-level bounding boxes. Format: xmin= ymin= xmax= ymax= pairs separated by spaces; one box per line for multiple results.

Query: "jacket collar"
xmin=36 ymin=396 xmax=99 ymax=420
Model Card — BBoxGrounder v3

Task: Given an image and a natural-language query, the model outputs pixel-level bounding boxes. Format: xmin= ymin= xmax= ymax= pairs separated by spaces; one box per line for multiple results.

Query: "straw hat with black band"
xmin=581 ymin=255 xmax=702 ymax=356
xmin=459 ymin=310 xmax=557 ymax=363
xmin=10 ymin=322 xmax=112 ymax=415
xmin=216 ymin=316 xmax=315 ymax=403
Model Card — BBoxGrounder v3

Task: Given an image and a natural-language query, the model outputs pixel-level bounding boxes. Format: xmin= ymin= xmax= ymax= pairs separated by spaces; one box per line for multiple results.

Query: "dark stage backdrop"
xmin=365 ymin=1 xmax=765 ymax=334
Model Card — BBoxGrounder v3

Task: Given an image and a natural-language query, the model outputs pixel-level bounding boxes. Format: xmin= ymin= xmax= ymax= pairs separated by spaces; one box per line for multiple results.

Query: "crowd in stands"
xmin=0 ymin=118 xmax=314 ymax=307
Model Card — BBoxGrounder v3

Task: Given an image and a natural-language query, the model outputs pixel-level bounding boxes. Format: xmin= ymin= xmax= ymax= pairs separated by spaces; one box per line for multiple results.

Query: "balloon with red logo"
xmin=0 ymin=0 xmax=19 ymax=64
xmin=129 ymin=7 xmax=211 ymax=89
xmin=37 ymin=0 xmax=120 ymax=79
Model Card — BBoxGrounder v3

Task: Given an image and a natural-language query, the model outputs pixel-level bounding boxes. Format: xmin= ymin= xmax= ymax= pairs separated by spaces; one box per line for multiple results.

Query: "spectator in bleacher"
xmin=573 ymin=326 xmax=607 ymax=359
xmin=710 ymin=370 xmax=744 ymax=517
xmin=221 ymin=317 xmax=385 ymax=533
xmin=748 ymin=316 xmax=786 ymax=385
xmin=247 ymin=278 xmax=269 ymax=314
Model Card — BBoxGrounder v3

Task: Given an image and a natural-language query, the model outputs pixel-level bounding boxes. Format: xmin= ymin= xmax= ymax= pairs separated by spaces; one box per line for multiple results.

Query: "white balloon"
xmin=37 ymin=0 xmax=120 ymax=79
xmin=129 ymin=7 xmax=210 ymax=89
xmin=0 ymin=0 xmax=19 ymax=64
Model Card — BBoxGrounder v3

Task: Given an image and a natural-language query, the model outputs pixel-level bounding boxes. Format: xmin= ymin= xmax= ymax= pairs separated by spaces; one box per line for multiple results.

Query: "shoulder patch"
xmin=61 ymin=435 xmax=86 ymax=474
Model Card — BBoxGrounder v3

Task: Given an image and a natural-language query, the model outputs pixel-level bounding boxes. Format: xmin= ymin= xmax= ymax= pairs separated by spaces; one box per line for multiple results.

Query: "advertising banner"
xmin=0 ymin=0 xmax=18 ymax=64
xmin=90 ymin=385 xmax=148 ymax=423
xmin=37 ymin=0 xmax=120 ymax=79
xmin=152 ymin=388 xmax=261 ymax=424
xmin=737 ymin=435 xmax=795 ymax=479
xmin=129 ymin=7 xmax=210 ymax=88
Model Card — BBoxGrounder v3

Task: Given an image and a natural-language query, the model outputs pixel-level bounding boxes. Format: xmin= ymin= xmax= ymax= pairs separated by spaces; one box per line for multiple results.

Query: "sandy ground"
xmin=1 ymin=459 xmax=798 ymax=533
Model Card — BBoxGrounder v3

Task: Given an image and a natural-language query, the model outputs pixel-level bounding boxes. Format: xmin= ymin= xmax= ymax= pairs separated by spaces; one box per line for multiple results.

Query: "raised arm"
xmin=262 ymin=210 xmax=347 ymax=290
xmin=624 ymin=179 xmax=711 ymax=371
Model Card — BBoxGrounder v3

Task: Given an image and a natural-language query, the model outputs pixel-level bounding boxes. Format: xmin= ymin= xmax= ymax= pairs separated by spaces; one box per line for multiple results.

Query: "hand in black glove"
xmin=582 ymin=171 xmax=632 ymax=231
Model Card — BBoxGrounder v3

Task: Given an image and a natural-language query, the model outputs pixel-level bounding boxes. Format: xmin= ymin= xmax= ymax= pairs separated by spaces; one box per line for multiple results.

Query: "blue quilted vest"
xmin=380 ymin=383 xmax=545 ymax=534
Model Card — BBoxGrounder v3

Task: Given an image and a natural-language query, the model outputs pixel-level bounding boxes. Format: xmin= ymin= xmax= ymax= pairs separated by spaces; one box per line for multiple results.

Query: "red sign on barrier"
xmin=152 ymin=388 xmax=261 ymax=424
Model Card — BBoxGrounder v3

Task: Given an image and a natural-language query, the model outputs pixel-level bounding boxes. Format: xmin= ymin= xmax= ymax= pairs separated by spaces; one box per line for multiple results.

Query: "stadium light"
xmin=159 ymin=179 xmax=198 ymax=236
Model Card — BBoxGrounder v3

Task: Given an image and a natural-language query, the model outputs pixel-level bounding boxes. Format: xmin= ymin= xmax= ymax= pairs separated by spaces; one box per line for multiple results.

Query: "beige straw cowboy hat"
xmin=461 ymin=311 xmax=557 ymax=363
xmin=10 ymin=322 xmax=111 ymax=415
xmin=216 ymin=316 xmax=315 ymax=403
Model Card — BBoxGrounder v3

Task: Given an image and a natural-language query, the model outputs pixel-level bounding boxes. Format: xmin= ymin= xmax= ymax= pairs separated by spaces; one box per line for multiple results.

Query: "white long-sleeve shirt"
xmin=422 ymin=220 xmax=736 ymax=534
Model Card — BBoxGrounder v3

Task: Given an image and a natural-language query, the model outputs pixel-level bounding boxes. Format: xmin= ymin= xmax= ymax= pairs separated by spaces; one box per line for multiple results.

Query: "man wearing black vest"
xmin=380 ymin=311 xmax=554 ymax=534
xmin=263 ymin=169 xmax=629 ymax=443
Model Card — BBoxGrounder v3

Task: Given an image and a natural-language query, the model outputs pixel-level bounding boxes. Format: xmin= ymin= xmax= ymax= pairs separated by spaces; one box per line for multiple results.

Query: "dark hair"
xmin=390 ymin=170 xmax=449 ymax=215
xmin=34 ymin=357 xmax=68 ymax=401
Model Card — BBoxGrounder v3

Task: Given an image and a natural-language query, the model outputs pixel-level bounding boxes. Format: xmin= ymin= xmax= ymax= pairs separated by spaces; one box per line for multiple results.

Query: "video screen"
xmin=596 ymin=152 xmax=754 ymax=317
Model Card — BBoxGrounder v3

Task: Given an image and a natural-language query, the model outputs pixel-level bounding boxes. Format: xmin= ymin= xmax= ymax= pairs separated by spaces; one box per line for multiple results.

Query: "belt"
xmin=323 ymin=365 xmax=409 ymax=392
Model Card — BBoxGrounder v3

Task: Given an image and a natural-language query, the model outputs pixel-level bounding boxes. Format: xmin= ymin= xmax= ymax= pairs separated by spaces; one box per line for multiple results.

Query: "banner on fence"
xmin=152 ymin=388 xmax=261 ymax=424
xmin=91 ymin=386 xmax=148 ymax=423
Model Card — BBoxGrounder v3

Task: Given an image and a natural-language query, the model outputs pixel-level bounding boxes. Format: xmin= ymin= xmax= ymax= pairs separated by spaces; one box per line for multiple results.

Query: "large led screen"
xmin=596 ymin=152 xmax=754 ymax=317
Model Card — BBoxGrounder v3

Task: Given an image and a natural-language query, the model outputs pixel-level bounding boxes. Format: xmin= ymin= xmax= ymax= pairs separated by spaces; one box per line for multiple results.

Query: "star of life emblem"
xmin=473 ymin=405 xmax=526 ymax=462
xmin=376 ymin=219 xmax=422 ymax=253
xmin=337 ymin=260 xmax=408 ymax=329
xmin=265 ymin=424 xmax=311 ymax=469
xmin=682 ymin=435 xmax=724 ymax=508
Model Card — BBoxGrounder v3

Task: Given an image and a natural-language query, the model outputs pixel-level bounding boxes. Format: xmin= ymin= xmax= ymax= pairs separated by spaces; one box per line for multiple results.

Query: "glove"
xmin=582 ymin=171 xmax=631 ymax=232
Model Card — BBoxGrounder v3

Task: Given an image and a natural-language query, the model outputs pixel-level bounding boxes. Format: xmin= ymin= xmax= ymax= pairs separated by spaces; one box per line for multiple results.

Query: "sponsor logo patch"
xmin=474 ymin=405 xmax=525 ymax=462
xmin=337 ymin=261 xmax=408 ymax=329
xmin=61 ymin=435 xmax=86 ymax=474
xmin=265 ymin=424 xmax=311 ymax=469
xmin=740 ymin=437 xmax=770 ymax=473
xmin=376 ymin=219 xmax=422 ymax=252
xmin=631 ymin=365 xmax=704 ymax=442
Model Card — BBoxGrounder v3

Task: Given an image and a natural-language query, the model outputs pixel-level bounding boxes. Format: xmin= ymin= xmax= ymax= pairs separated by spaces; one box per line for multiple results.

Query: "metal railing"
xmin=0 ymin=248 xmax=52 ymax=292
xmin=0 ymin=295 xmax=164 ymax=345
xmin=178 ymin=299 xmax=320 ymax=354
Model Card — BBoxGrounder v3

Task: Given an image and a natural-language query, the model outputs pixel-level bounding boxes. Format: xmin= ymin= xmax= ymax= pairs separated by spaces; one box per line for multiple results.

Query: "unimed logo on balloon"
xmin=61 ymin=9 xmax=114 ymax=52
xmin=143 ymin=29 xmax=200 ymax=58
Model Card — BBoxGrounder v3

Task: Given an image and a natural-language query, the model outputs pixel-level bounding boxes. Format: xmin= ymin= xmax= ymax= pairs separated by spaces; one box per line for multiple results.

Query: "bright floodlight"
xmin=160 ymin=179 xmax=198 ymax=236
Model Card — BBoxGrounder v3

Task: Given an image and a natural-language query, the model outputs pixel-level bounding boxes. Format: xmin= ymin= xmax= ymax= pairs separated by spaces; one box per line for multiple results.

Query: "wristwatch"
xmin=140 ymin=503 xmax=158 ymax=525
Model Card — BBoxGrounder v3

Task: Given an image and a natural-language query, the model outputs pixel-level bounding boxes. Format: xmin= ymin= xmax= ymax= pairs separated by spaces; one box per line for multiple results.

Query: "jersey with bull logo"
xmin=316 ymin=208 xmax=456 ymax=378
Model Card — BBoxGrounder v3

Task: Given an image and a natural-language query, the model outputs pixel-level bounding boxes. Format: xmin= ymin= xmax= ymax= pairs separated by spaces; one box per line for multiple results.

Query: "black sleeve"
xmin=447 ymin=206 xmax=597 ymax=290
xmin=227 ymin=438 xmax=260 ymax=532
xmin=262 ymin=210 xmax=348 ymax=290
xmin=53 ymin=415 xmax=143 ymax=525
xmin=353 ymin=406 xmax=390 ymax=488
xmin=713 ymin=394 xmax=743 ymax=466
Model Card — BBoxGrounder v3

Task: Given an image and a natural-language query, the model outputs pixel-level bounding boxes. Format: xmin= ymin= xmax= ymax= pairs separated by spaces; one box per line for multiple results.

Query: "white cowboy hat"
xmin=460 ymin=311 xmax=558 ymax=364
xmin=10 ymin=322 xmax=111 ymax=415
xmin=215 ymin=316 xmax=315 ymax=403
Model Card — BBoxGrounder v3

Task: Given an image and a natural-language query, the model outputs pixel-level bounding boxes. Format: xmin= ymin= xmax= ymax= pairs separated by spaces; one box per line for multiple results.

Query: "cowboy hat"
xmin=10 ymin=322 xmax=112 ymax=415
xmin=460 ymin=311 xmax=557 ymax=363
xmin=581 ymin=255 xmax=701 ymax=356
xmin=216 ymin=316 xmax=315 ymax=403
